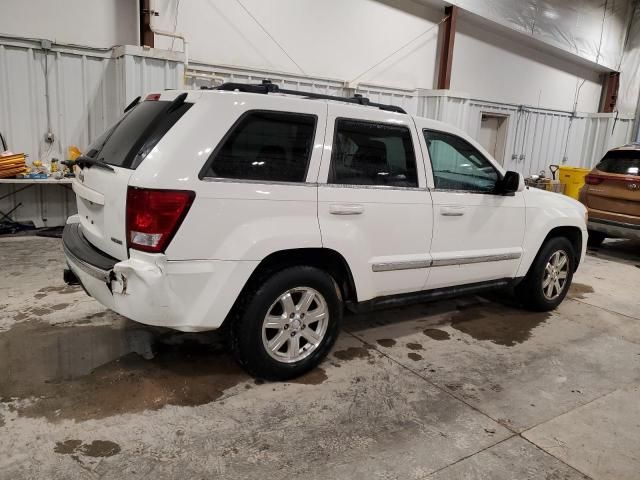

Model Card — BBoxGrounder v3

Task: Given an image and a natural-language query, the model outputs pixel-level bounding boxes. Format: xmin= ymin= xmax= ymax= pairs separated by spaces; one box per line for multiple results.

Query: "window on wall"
xmin=423 ymin=129 xmax=499 ymax=192
xmin=329 ymin=119 xmax=418 ymax=187
xmin=202 ymin=111 xmax=316 ymax=182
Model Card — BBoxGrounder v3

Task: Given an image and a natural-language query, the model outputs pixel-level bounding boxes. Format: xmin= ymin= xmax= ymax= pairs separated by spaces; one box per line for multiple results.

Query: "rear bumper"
xmin=588 ymin=218 xmax=640 ymax=240
xmin=63 ymin=221 xmax=258 ymax=332
xmin=62 ymin=223 xmax=118 ymax=282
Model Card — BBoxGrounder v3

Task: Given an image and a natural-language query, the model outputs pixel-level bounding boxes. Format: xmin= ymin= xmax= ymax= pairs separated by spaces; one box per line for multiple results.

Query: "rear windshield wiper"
xmin=76 ymin=155 xmax=115 ymax=172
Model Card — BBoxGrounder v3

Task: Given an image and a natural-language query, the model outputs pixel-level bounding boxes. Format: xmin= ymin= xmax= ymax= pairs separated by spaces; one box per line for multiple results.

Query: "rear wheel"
xmin=229 ymin=266 xmax=341 ymax=380
xmin=515 ymin=237 xmax=575 ymax=311
xmin=587 ymin=229 xmax=606 ymax=248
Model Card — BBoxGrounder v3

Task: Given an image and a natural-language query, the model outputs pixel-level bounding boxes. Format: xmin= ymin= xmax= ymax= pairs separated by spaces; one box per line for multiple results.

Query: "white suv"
xmin=63 ymin=81 xmax=587 ymax=379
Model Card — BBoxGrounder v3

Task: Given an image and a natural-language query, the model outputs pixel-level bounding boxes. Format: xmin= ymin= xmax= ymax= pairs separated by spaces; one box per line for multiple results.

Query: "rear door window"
xmin=329 ymin=119 xmax=418 ymax=187
xmin=201 ymin=111 xmax=316 ymax=182
xmin=596 ymin=150 xmax=640 ymax=176
xmin=87 ymin=100 xmax=192 ymax=170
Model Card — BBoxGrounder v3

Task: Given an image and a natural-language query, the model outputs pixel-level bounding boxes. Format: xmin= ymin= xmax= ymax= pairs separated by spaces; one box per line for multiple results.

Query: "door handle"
xmin=441 ymin=206 xmax=465 ymax=217
xmin=329 ymin=204 xmax=365 ymax=215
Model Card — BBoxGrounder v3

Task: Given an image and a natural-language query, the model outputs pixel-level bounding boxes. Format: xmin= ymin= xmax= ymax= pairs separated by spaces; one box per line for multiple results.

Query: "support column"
xmin=599 ymin=72 xmax=620 ymax=113
xmin=139 ymin=0 xmax=155 ymax=48
xmin=437 ymin=5 xmax=459 ymax=90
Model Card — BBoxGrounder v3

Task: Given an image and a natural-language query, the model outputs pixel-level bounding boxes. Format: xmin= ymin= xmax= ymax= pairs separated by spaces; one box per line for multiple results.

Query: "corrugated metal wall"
xmin=418 ymin=92 xmax=636 ymax=176
xmin=0 ymin=35 xmax=636 ymax=227
xmin=186 ymin=62 xmax=345 ymax=98
xmin=116 ymin=46 xmax=184 ymax=107
xmin=185 ymin=61 xmax=419 ymax=114
xmin=0 ymin=40 xmax=183 ymax=227
xmin=0 ymin=40 xmax=116 ymax=165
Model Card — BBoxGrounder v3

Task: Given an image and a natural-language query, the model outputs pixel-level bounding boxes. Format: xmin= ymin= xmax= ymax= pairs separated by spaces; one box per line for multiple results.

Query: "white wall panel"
xmin=185 ymin=62 xmax=346 ymax=97
xmin=154 ymin=0 xmax=442 ymax=92
xmin=0 ymin=40 xmax=184 ymax=227
xmin=0 ymin=35 xmax=635 ymax=227
xmin=355 ymin=84 xmax=418 ymax=116
xmin=453 ymin=17 xmax=603 ymax=112
xmin=116 ymin=46 xmax=185 ymax=107
xmin=0 ymin=41 xmax=184 ymax=167
xmin=417 ymin=92 xmax=636 ymax=177
xmin=185 ymin=62 xmax=419 ymax=114
xmin=0 ymin=0 xmax=138 ymax=48
xmin=151 ymin=0 xmax=620 ymax=113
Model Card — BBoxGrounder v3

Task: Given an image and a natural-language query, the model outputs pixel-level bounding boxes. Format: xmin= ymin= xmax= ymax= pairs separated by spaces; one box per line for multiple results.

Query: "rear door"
xmin=317 ymin=104 xmax=433 ymax=301
xmin=582 ymin=150 xmax=640 ymax=224
xmin=73 ymin=92 xmax=195 ymax=259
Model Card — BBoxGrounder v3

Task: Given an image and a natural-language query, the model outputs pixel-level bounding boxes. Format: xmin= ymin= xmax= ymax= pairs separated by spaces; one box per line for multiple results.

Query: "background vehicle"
xmin=579 ymin=144 xmax=640 ymax=247
xmin=63 ymin=82 xmax=587 ymax=380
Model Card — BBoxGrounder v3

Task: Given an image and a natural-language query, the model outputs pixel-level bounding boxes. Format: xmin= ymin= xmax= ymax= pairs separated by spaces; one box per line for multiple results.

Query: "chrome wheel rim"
xmin=542 ymin=250 xmax=569 ymax=300
xmin=261 ymin=287 xmax=329 ymax=364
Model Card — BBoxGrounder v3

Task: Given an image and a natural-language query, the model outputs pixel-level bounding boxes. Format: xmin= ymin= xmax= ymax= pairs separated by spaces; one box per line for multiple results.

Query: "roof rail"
xmin=207 ymin=80 xmax=407 ymax=114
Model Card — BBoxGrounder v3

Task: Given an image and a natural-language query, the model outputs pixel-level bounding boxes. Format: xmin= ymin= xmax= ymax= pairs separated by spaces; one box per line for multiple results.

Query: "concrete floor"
xmin=0 ymin=236 xmax=639 ymax=479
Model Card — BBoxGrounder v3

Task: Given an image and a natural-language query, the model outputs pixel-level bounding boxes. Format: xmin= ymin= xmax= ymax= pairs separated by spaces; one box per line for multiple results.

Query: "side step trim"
xmin=347 ymin=278 xmax=514 ymax=313
xmin=371 ymin=252 xmax=521 ymax=272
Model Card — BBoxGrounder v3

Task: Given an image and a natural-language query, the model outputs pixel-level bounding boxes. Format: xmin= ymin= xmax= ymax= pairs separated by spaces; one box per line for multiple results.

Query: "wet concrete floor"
xmin=1 ymin=236 xmax=639 ymax=479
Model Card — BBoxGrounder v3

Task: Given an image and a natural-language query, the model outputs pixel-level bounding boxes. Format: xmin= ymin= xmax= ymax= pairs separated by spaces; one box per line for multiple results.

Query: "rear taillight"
xmin=585 ymin=174 xmax=603 ymax=185
xmin=126 ymin=187 xmax=195 ymax=253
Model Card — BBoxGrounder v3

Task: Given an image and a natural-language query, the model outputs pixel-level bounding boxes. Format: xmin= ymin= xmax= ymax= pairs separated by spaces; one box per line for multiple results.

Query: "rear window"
xmin=86 ymin=99 xmax=192 ymax=169
xmin=200 ymin=111 xmax=316 ymax=183
xmin=596 ymin=150 xmax=640 ymax=176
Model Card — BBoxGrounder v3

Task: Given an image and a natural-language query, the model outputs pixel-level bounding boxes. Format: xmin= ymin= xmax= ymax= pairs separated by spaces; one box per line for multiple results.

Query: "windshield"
xmin=85 ymin=100 xmax=191 ymax=169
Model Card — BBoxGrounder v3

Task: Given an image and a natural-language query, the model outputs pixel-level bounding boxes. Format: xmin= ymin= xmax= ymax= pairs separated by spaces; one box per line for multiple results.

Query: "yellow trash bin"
xmin=558 ymin=166 xmax=590 ymax=199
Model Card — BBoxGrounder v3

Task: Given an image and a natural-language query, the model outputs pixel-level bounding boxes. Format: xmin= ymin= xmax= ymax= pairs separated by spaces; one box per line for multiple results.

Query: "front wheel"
xmin=515 ymin=237 xmax=575 ymax=311
xmin=229 ymin=266 xmax=342 ymax=380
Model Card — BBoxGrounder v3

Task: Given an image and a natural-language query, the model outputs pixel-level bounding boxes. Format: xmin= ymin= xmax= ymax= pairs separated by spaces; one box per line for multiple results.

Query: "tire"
xmin=515 ymin=237 xmax=575 ymax=312
xmin=228 ymin=266 xmax=342 ymax=380
xmin=587 ymin=229 xmax=606 ymax=248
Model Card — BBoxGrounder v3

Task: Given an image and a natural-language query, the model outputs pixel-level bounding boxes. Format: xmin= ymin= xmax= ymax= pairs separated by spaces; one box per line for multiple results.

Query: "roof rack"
xmin=206 ymin=80 xmax=407 ymax=114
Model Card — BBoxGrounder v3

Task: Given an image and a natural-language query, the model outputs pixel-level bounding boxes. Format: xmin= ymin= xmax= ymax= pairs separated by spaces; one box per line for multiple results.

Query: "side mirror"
xmin=498 ymin=171 xmax=522 ymax=195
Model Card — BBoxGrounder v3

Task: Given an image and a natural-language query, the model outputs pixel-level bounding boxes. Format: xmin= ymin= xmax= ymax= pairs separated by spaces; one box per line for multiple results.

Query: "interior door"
xmin=317 ymin=104 xmax=433 ymax=301
xmin=419 ymin=128 xmax=525 ymax=289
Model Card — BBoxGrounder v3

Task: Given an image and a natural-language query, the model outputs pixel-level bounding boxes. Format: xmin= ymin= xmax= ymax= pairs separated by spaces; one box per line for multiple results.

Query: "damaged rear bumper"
xmin=62 ymin=223 xmax=118 ymax=283
xmin=62 ymin=221 xmax=258 ymax=332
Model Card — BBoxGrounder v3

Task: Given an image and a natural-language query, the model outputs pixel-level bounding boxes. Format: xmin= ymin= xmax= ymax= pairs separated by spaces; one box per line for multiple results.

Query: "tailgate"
xmin=73 ymin=167 xmax=132 ymax=259
xmin=583 ymin=149 xmax=640 ymax=220
xmin=584 ymin=181 xmax=640 ymax=218
xmin=70 ymin=92 xmax=195 ymax=260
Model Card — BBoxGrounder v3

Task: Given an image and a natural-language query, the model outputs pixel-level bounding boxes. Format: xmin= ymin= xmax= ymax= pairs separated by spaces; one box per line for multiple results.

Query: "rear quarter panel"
xmin=129 ymin=92 xmax=327 ymax=261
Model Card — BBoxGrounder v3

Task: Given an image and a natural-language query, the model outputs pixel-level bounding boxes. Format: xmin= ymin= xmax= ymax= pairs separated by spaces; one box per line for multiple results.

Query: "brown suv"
xmin=579 ymin=144 xmax=640 ymax=246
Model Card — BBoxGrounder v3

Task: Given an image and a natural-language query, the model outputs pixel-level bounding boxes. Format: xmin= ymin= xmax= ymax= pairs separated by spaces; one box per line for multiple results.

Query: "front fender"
xmin=517 ymin=189 xmax=587 ymax=277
